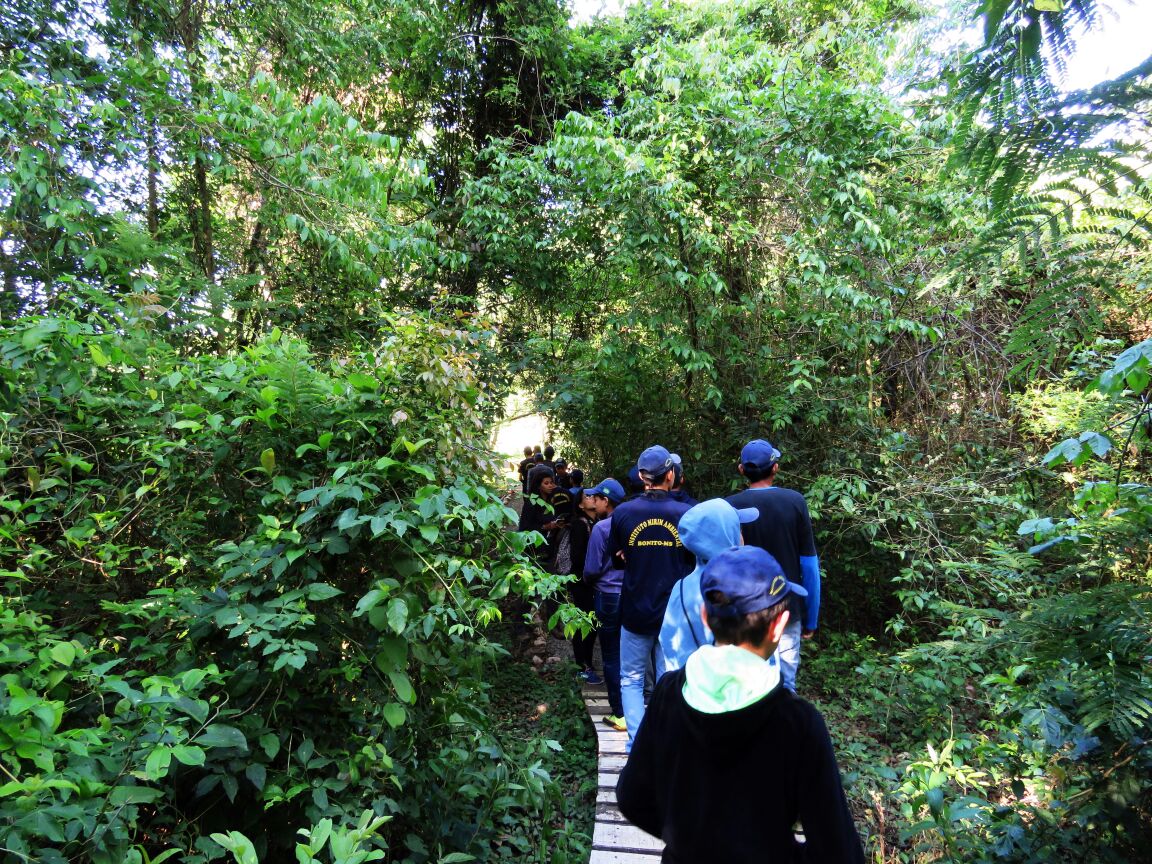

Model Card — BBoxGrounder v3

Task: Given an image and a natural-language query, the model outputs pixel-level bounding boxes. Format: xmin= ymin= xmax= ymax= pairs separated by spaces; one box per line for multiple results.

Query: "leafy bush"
xmin=0 ymin=306 xmax=573 ymax=863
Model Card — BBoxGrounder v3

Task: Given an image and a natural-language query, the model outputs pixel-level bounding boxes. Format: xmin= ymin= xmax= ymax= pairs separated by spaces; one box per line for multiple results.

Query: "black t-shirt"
xmin=727 ymin=486 xmax=817 ymax=620
xmin=725 ymin=486 xmax=816 ymax=584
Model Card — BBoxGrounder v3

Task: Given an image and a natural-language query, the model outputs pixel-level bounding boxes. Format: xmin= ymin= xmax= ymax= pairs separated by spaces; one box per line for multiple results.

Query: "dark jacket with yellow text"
xmin=606 ymin=491 xmax=692 ymax=634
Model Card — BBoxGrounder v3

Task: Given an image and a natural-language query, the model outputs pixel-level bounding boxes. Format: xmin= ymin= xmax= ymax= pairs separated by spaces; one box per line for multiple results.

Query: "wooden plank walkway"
xmin=582 ymin=685 xmax=664 ymax=863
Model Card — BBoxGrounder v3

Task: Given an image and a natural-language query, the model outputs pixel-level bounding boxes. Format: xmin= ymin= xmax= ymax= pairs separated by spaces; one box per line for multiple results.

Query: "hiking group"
xmin=517 ymin=440 xmax=864 ymax=863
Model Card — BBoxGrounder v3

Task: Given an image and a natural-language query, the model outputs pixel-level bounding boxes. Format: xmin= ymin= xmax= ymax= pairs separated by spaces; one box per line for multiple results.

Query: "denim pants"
xmin=620 ymin=626 xmax=661 ymax=750
xmin=776 ymin=617 xmax=803 ymax=692
xmin=593 ymin=590 xmax=623 ymax=717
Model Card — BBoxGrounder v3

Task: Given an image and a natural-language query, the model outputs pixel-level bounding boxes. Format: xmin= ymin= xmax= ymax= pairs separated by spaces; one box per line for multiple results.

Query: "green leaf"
xmin=382 ymin=702 xmax=406 ymax=729
xmin=1018 ymin=517 xmax=1056 ymax=536
xmin=172 ymin=745 xmax=206 ymax=766
xmin=336 ymin=507 xmax=360 ymax=531
xmin=926 ymin=785 xmax=945 ymax=817
xmin=109 ymin=785 xmax=164 ymax=805
xmin=145 ymin=745 xmax=172 ymax=780
xmin=388 ymin=670 xmax=416 ymax=704
xmin=309 ymin=818 xmax=333 ymax=854
xmin=21 ymin=320 xmax=60 ymax=350
xmin=438 ymin=854 xmax=476 ymax=863
xmin=89 ymin=343 xmax=111 ymax=367
xmin=260 ymin=733 xmax=281 ymax=760
xmin=260 ymin=448 xmax=276 ymax=473
xmin=245 ymin=763 xmax=267 ymax=791
xmin=210 ymin=830 xmax=259 ymax=864
xmin=49 ymin=641 xmax=76 ymax=667
xmin=198 ymin=724 xmax=249 ymax=752
xmin=419 ymin=523 xmax=440 ymax=544
xmin=347 ymin=372 xmax=379 ymax=391
xmin=306 ymin=583 xmax=342 ymax=601
xmin=981 ymin=0 xmax=1011 ymax=44
xmin=375 ymin=636 xmax=408 ymax=671
xmin=401 ymin=437 xmax=433 ymax=456
xmin=386 ymin=598 xmax=408 ymax=635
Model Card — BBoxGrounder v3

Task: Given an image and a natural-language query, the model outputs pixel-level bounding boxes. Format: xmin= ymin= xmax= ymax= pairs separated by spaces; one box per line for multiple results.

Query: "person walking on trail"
xmin=659 ymin=498 xmax=759 ymax=675
xmin=616 ymin=545 xmax=863 ymax=864
xmin=566 ymin=489 xmax=598 ymax=684
xmin=667 ymin=453 xmax=697 ymax=507
xmin=517 ymin=446 xmax=535 ymax=494
xmin=726 ymin=439 xmax=821 ymax=692
xmin=519 ymin=466 xmax=563 ymax=562
xmin=567 ymin=468 xmax=585 ymax=495
xmin=582 ymin=477 xmax=628 ymax=731
xmin=606 ymin=445 xmax=693 ymax=749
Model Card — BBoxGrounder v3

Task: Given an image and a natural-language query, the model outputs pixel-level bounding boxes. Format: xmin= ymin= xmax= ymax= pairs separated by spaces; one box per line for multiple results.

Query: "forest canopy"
xmin=1 ymin=0 xmax=1150 ymax=861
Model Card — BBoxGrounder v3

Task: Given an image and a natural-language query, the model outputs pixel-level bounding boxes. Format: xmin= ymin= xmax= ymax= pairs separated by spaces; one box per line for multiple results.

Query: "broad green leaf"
xmin=388 ymin=670 xmax=416 ymax=704
xmin=386 ymin=598 xmax=408 ymax=635
xmin=49 ymin=641 xmax=76 ymax=667
xmin=109 ymin=785 xmax=164 ymax=805
xmin=198 ymin=724 xmax=249 ymax=751
xmin=306 ymin=582 xmax=342 ymax=601
xmin=260 ymin=448 xmax=276 ymax=473
xmin=244 ymin=763 xmax=267 ymax=791
xmin=210 ymin=831 xmax=259 ymax=864
xmin=145 ymin=745 xmax=172 ymax=780
xmin=260 ymin=733 xmax=281 ymax=760
xmin=89 ymin=343 xmax=111 ymax=366
xmin=172 ymin=745 xmax=206 ymax=766
xmin=382 ymin=702 xmax=406 ymax=729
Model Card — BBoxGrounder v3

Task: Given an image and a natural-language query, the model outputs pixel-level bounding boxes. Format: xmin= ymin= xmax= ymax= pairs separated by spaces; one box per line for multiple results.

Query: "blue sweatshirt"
xmin=583 ymin=517 xmax=624 ymax=594
xmin=606 ymin=491 xmax=693 ymax=635
xmin=659 ymin=499 xmax=747 ymax=674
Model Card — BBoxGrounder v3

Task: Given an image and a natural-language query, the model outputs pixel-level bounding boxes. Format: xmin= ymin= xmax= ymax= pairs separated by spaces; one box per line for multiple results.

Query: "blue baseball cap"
xmin=586 ymin=477 xmax=625 ymax=504
xmin=637 ymin=445 xmax=675 ymax=477
xmin=700 ymin=546 xmax=806 ymax=619
xmin=740 ymin=439 xmax=781 ymax=471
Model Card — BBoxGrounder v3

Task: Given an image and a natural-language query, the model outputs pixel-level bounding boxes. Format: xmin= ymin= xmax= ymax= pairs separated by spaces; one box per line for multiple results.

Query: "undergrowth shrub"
xmin=0 ymin=306 xmax=572 ymax=863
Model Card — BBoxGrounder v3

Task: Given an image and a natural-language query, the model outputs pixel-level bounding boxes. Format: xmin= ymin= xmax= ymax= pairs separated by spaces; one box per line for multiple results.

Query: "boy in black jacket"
xmin=616 ymin=545 xmax=864 ymax=863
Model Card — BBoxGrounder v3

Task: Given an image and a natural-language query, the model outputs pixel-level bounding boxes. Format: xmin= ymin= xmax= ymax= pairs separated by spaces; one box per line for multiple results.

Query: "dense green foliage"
xmin=2 ymin=0 xmax=1151 ymax=860
xmin=0 ymin=307 xmax=592 ymax=861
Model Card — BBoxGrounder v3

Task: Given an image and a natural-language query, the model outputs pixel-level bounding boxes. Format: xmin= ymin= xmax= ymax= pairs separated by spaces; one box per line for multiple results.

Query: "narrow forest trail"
xmin=505 ymin=483 xmax=663 ymax=860
xmin=582 ymin=683 xmax=664 ymax=862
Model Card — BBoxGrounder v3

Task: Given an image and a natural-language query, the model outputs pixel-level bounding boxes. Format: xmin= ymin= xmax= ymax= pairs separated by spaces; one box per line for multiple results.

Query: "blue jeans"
xmin=620 ymin=626 xmax=662 ymax=750
xmin=776 ymin=618 xmax=803 ymax=692
xmin=594 ymin=590 xmax=622 ymax=717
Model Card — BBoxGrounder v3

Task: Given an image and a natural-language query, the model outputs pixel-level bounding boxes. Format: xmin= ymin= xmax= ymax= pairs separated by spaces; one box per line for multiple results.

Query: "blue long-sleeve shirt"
xmin=583 ymin=517 xmax=624 ymax=594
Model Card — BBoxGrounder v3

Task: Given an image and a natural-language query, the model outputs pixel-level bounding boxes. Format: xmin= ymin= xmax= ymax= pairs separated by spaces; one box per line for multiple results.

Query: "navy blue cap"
xmin=586 ymin=477 xmax=625 ymax=504
xmin=554 ymin=458 xmax=568 ymax=468
xmin=740 ymin=439 xmax=781 ymax=471
xmin=700 ymin=546 xmax=806 ymax=619
xmin=637 ymin=445 xmax=674 ymax=477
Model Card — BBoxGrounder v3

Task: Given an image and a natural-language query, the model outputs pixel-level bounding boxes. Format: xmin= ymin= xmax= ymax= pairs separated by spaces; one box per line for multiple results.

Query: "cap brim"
xmin=786 ymin=581 xmax=807 ymax=597
xmin=736 ymin=507 xmax=759 ymax=524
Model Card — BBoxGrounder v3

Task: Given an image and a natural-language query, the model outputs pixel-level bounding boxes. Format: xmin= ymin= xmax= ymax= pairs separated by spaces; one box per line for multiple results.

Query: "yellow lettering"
xmin=627 ymin=518 xmax=682 ymax=548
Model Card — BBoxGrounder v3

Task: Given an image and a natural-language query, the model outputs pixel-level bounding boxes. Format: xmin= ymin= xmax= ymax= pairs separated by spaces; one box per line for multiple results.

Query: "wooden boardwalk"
xmin=582 ymin=684 xmax=664 ymax=863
